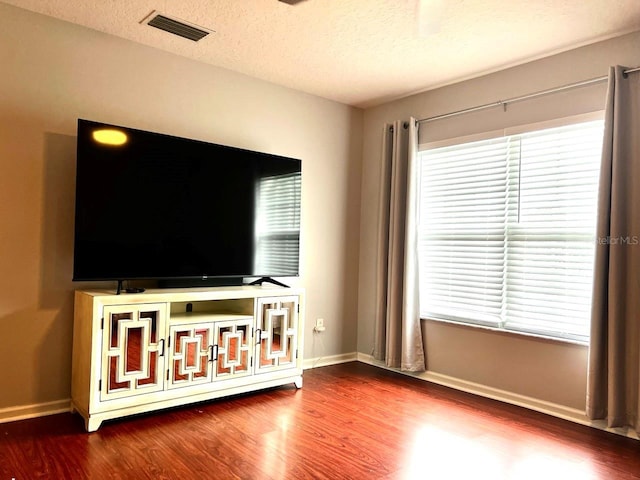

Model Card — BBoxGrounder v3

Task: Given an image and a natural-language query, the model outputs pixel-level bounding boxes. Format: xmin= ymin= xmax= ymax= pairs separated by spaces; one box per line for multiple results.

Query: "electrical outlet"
xmin=314 ymin=318 xmax=325 ymax=332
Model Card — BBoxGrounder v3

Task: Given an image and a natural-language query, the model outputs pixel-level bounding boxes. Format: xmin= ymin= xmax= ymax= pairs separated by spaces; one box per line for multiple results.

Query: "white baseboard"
xmin=357 ymin=353 xmax=639 ymax=441
xmin=0 ymin=399 xmax=71 ymax=424
xmin=303 ymin=352 xmax=358 ymax=370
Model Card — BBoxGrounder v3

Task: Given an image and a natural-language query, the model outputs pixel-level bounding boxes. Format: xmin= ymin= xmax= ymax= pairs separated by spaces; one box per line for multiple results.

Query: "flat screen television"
xmin=73 ymin=119 xmax=301 ymax=287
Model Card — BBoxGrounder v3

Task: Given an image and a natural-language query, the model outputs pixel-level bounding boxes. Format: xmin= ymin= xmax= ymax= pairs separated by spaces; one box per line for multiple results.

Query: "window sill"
xmin=421 ymin=316 xmax=589 ymax=347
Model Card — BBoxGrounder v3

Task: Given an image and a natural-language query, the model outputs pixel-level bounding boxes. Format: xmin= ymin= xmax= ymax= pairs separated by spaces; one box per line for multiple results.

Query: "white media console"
xmin=71 ymin=286 xmax=304 ymax=432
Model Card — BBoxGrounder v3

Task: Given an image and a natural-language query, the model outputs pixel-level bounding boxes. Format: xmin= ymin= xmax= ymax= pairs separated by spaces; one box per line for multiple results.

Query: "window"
xmin=254 ymin=172 xmax=301 ymax=276
xmin=418 ymin=119 xmax=603 ymax=342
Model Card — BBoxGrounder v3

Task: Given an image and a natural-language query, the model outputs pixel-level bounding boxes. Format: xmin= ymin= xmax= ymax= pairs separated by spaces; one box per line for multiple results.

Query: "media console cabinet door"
xmin=214 ymin=318 xmax=253 ymax=379
xmin=167 ymin=323 xmax=214 ymax=389
xmin=255 ymin=297 xmax=298 ymax=374
xmin=100 ymin=303 xmax=168 ymax=401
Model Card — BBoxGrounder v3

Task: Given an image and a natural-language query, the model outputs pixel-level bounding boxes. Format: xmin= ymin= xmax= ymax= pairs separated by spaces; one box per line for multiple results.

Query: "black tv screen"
xmin=73 ymin=119 xmax=301 ymax=283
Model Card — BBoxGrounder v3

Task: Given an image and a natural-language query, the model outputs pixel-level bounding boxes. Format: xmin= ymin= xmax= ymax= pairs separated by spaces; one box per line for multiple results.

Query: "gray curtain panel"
xmin=587 ymin=65 xmax=640 ymax=433
xmin=373 ymin=119 xmax=426 ymax=372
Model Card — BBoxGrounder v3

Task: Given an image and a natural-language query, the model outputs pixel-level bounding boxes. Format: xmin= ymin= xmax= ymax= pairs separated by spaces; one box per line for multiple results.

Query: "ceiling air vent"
xmin=141 ymin=11 xmax=212 ymax=42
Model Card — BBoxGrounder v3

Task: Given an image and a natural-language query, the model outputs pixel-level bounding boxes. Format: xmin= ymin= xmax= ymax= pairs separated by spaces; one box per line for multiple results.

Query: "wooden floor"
xmin=1 ymin=362 xmax=639 ymax=479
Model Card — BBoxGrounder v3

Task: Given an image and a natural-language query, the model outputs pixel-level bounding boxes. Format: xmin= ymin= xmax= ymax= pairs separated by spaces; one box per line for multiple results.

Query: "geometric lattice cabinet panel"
xmin=255 ymin=296 xmax=298 ymax=374
xmin=214 ymin=317 xmax=253 ymax=380
xmin=101 ymin=303 xmax=167 ymax=401
xmin=167 ymin=322 xmax=214 ymax=389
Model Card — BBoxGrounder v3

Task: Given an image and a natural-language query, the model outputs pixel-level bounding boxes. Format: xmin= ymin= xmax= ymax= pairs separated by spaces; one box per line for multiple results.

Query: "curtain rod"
xmin=417 ymin=65 xmax=640 ymax=125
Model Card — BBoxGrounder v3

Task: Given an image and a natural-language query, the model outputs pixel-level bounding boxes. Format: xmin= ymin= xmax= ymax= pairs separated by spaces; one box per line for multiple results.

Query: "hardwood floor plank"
xmin=1 ymin=362 xmax=639 ymax=479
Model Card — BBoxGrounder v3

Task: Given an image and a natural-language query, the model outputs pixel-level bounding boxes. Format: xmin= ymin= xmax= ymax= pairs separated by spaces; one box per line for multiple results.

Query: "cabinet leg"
xmin=294 ymin=376 xmax=303 ymax=389
xmin=85 ymin=417 xmax=102 ymax=433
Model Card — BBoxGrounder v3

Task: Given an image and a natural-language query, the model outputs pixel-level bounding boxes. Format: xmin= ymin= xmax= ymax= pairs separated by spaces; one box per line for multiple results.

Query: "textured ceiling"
xmin=3 ymin=0 xmax=640 ymax=107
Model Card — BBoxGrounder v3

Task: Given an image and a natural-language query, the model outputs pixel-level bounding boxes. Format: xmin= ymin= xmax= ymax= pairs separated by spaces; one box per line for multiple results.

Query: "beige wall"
xmin=358 ymin=31 xmax=640 ymax=410
xmin=0 ymin=3 xmax=362 ymax=410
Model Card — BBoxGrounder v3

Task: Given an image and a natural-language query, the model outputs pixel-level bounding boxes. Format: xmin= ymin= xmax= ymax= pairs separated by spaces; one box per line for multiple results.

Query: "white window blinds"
xmin=418 ymin=119 xmax=603 ymax=342
xmin=254 ymin=172 xmax=301 ymax=276
xmin=419 ymin=137 xmax=510 ymax=326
